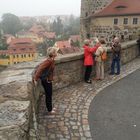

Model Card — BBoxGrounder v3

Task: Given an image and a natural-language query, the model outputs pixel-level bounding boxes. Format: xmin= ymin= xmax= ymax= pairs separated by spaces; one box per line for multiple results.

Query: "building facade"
xmin=0 ymin=38 xmax=38 ymax=66
xmin=80 ymin=0 xmax=140 ymax=44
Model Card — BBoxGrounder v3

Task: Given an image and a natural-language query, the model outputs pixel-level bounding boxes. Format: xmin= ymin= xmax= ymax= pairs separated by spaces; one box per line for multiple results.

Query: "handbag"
xmin=101 ymin=51 xmax=107 ymax=61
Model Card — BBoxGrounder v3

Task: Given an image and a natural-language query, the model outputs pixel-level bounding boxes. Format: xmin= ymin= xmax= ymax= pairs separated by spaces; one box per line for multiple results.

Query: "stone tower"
xmin=80 ymin=0 xmax=113 ymax=39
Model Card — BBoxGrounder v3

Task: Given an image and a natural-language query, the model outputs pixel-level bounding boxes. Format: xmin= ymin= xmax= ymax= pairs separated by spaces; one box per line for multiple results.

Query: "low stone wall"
xmin=0 ymin=40 xmax=139 ymax=140
xmin=53 ymin=40 xmax=139 ymax=90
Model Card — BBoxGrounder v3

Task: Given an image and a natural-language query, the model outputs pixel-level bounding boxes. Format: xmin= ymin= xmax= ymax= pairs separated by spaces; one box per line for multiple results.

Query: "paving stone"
xmin=36 ymin=58 xmax=140 ymax=140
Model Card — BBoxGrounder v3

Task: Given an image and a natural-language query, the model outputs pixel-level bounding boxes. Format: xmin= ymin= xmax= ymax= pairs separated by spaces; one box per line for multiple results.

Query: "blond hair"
xmin=47 ymin=47 xmax=59 ymax=57
xmin=84 ymin=39 xmax=90 ymax=45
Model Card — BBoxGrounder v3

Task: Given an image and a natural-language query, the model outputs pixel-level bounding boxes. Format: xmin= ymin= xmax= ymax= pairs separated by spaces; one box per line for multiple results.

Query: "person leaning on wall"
xmin=32 ymin=47 xmax=59 ymax=115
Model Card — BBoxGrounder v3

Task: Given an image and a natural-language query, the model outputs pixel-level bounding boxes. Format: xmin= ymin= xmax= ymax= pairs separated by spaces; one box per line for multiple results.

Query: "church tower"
xmin=80 ymin=0 xmax=113 ymax=39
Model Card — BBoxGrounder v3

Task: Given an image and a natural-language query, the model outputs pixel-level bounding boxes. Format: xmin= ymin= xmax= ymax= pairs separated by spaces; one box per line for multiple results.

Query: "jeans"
xmin=111 ymin=58 xmax=120 ymax=74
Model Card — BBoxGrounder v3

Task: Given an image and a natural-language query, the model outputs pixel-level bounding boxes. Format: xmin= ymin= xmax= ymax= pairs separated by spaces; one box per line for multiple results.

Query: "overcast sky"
xmin=0 ymin=0 xmax=81 ymax=18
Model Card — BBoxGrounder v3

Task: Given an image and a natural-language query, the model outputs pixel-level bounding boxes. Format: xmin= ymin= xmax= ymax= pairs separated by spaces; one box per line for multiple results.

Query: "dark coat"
xmin=111 ymin=43 xmax=121 ymax=59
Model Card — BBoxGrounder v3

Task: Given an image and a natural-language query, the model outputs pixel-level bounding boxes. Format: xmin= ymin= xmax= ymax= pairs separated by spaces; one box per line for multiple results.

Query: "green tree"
xmin=1 ymin=13 xmax=22 ymax=35
xmin=22 ymin=18 xmax=36 ymax=30
xmin=0 ymin=30 xmax=8 ymax=50
xmin=52 ymin=17 xmax=63 ymax=36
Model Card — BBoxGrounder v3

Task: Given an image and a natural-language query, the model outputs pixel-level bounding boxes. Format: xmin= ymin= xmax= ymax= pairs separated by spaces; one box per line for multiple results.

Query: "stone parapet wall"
xmin=53 ymin=40 xmax=139 ymax=89
xmin=0 ymin=40 xmax=139 ymax=139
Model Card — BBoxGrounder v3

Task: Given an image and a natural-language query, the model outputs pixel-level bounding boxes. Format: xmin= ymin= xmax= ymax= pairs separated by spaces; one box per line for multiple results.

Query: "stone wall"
xmin=0 ymin=40 xmax=139 ymax=140
xmin=53 ymin=40 xmax=139 ymax=90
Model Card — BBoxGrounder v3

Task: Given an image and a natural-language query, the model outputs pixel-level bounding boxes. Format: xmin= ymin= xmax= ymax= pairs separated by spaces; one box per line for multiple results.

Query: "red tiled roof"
xmin=70 ymin=35 xmax=81 ymax=42
xmin=44 ymin=32 xmax=56 ymax=39
xmin=3 ymin=38 xmax=37 ymax=54
xmin=0 ymin=50 xmax=9 ymax=55
xmin=58 ymin=46 xmax=81 ymax=55
xmin=10 ymin=38 xmax=33 ymax=46
xmin=55 ymin=41 xmax=71 ymax=48
xmin=93 ymin=0 xmax=140 ymax=17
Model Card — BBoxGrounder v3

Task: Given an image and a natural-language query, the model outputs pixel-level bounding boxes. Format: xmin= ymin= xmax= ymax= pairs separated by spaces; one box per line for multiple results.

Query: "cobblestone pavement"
xmin=37 ymin=58 xmax=140 ymax=140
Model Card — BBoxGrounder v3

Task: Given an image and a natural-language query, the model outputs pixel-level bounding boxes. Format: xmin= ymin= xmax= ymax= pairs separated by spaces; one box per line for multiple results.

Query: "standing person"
xmin=33 ymin=47 xmax=58 ymax=115
xmin=83 ymin=39 xmax=98 ymax=83
xmin=136 ymin=35 xmax=140 ymax=55
xmin=109 ymin=37 xmax=121 ymax=75
xmin=95 ymin=39 xmax=107 ymax=80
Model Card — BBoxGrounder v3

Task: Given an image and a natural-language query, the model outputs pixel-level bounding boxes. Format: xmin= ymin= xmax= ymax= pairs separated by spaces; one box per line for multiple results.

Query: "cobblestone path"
xmin=37 ymin=58 xmax=140 ymax=140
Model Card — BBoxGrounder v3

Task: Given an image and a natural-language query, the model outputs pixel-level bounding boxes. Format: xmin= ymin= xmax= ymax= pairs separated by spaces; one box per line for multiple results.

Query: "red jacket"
xmin=83 ymin=45 xmax=98 ymax=66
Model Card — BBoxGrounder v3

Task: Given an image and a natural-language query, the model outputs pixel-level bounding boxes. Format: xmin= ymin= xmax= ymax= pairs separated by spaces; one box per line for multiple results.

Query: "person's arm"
xmin=34 ymin=59 xmax=51 ymax=81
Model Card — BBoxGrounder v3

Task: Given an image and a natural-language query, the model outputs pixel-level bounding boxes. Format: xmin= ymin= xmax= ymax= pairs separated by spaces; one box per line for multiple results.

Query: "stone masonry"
xmin=37 ymin=57 xmax=140 ymax=140
xmin=0 ymin=40 xmax=139 ymax=140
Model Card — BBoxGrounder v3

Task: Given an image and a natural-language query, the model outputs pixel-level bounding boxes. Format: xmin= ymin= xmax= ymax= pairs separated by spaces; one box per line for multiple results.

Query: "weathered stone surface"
xmin=0 ymin=100 xmax=31 ymax=140
xmin=37 ymin=57 xmax=140 ymax=140
xmin=0 ymin=40 xmax=139 ymax=140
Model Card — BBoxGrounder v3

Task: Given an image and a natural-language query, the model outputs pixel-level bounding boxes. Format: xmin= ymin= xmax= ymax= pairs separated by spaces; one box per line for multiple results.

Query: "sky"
xmin=0 ymin=0 xmax=81 ymax=18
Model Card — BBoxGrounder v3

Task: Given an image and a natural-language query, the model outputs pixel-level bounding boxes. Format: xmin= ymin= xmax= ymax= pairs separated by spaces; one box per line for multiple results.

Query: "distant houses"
xmin=54 ymin=39 xmax=81 ymax=55
xmin=0 ymin=21 xmax=81 ymax=65
xmin=0 ymin=38 xmax=37 ymax=65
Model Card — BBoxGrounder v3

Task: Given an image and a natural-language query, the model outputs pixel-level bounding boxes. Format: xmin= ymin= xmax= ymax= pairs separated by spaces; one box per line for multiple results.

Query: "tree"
xmin=52 ymin=17 xmax=63 ymax=36
xmin=0 ymin=29 xmax=7 ymax=50
xmin=1 ymin=13 xmax=22 ymax=35
xmin=22 ymin=18 xmax=36 ymax=30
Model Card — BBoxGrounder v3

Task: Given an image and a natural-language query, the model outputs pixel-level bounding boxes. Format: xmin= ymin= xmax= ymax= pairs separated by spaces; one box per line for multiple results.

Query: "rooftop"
xmin=93 ymin=0 xmax=140 ymax=17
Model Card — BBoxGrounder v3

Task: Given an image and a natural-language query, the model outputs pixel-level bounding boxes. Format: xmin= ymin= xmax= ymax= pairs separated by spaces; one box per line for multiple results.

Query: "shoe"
xmin=48 ymin=110 xmax=56 ymax=115
xmin=109 ymin=72 xmax=114 ymax=75
xmin=52 ymin=107 xmax=57 ymax=111
xmin=85 ymin=80 xmax=92 ymax=84
xmin=115 ymin=73 xmax=120 ymax=75
xmin=93 ymin=78 xmax=100 ymax=80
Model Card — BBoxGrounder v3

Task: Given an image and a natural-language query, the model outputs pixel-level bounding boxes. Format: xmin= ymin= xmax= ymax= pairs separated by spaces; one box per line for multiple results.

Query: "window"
xmin=17 ymin=55 xmax=19 ymax=58
xmin=114 ymin=18 xmax=118 ymax=25
xmin=24 ymin=54 xmax=26 ymax=57
xmin=85 ymin=12 xmax=88 ymax=17
xmin=124 ymin=18 xmax=128 ymax=24
xmin=133 ymin=18 xmax=138 ymax=24
xmin=86 ymin=34 xmax=90 ymax=39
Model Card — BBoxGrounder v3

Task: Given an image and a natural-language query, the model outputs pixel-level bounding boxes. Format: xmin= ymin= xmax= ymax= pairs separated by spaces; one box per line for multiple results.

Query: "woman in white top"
xmin=95 ymin=39 xmax=107 ymax=80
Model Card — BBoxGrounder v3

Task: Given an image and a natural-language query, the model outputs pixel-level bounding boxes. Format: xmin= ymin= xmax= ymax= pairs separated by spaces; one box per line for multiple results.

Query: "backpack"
xmin=101 ymin=51 xmax=107 ymax=61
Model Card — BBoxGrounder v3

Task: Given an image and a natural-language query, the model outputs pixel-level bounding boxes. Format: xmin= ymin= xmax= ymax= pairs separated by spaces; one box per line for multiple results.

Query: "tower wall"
xmin=80 ymin=0 xmax=113 ymax=39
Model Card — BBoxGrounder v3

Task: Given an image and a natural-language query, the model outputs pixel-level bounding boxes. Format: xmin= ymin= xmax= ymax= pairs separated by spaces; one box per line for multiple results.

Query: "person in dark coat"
xmin=136 ymin=35 xmax=140 ymax=55
xmin=109 ymin=37 xmax=121 ymax=75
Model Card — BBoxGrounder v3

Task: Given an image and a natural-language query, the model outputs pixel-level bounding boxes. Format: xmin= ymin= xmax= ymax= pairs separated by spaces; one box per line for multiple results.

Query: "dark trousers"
xmin=111 ymin=58 xmax=120 ymax=74
xmin=84 ymin=66 xmax=92 ymax=81
xmin=41 ymin=80 xmax=52 ymax=112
